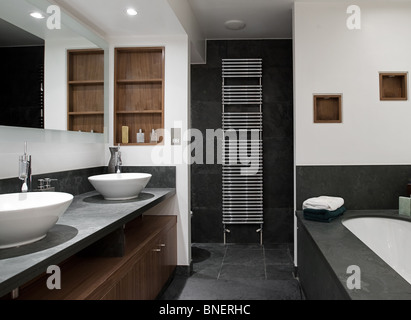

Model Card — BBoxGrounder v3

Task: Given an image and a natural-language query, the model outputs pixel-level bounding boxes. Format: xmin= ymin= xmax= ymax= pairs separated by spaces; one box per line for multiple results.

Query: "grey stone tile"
xmin=219 ymin=263 xmax=266 ymax=280
xmin=159 ymin=243 xmax=303 ymax=300
xmin=266 ymin=264 xmax=295 ymax=280
xmin=264 ymin=249 xmax=293 ymax=265
xmin=223 ymin=248 xmax=264 ymax=266
xmin=263 ymin=243 xmax=289 ymax=250
xmin=226 ymin=243 xmax=263 ymax=251
xmin=172 ymin=278 xmax=302 ymax=300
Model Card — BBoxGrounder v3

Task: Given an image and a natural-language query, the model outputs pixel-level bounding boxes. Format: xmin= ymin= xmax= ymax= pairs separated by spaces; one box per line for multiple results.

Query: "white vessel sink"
xmin=88 ymin=173 xmax=152 ymax=201
xmin=0 ymin=192 xmax=73 ymax=249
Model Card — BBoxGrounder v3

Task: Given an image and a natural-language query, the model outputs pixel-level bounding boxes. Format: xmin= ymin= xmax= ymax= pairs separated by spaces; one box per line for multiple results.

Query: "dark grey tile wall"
xmin=0 ymin=167 xmax=105 ymax=195
xmin=191 ymin=40 xmax=294 ymax=244
xmin=121 ymin=166 xmax=176 ymax=188
xmin=0 ymin=166 xmax=176 ymax=196
xmin=296 ymin=165 xmax=411 ymax=210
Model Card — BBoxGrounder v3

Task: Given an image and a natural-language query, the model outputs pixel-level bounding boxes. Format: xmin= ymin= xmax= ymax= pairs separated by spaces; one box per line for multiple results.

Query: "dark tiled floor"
xmin=159 ymin=243 xmax=303 ymax=300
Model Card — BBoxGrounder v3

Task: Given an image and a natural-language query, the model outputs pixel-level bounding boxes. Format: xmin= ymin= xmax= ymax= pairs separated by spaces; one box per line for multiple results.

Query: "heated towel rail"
xmin=222 ymin=58 xmax=263 ymax=245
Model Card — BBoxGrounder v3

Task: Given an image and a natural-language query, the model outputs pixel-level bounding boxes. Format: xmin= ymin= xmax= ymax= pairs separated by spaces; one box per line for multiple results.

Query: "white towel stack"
xmin=302 ymin=196 xmax=344 ymax=211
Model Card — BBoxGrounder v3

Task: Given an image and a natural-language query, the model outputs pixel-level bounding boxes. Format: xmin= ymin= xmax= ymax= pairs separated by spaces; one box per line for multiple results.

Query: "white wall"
xmin=0 ymin=126 xmax=105 ymax=179
xmin=107 ymin=34 xmax=191 ymax=267
xmin=294 ymin=1 xmax=411 ymax=166
xmin=167 ymin=0 xmax=206 ymax=63
xmin=44 ymin=36 xmax=98 ymax=131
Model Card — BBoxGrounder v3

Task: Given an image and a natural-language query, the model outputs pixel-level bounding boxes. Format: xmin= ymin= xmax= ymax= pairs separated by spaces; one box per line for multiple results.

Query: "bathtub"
xmin=342 ymin=216 xmax=411 ymax=286
xmin=296 ymin=210 xmax=411 ymax=299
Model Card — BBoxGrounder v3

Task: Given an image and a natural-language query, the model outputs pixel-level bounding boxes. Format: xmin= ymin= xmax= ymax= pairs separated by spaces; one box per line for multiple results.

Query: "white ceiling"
xmin=52 ymin=0 xmax=297 ymax=63
xmin=188 ymin=0 xmax=294 ymax=39
xmin=54 ymin=0 xmax=295 ymax=40
xmin=53 ymin=0 xmax=186 ymax=38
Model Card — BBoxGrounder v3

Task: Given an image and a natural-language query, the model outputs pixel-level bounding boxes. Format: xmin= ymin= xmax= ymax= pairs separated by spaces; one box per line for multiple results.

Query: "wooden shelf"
xmin=117 ymin=79 xmax=162 ymax=84
xmin=69 ymin=80 xmax=104 ymax=85
xmin=379 ymin=72 xmax=408 ymax=100
xmin=116 ymin=110 xmax=163 ymax=114
xmin=67 ymin=49 xmax=104 ymax=133
xmin=114 ymin=47 xmax=165 ymax=145
xmin=69 ymin=111 xmax=104 ymax=116
xmin=314 ymin=94 xmax=342 ymax=123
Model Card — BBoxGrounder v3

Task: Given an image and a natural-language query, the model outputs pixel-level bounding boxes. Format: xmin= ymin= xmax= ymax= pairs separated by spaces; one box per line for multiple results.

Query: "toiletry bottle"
xmin=150 ymin=129 xmax=158 ymax=143
xmin=137 ymin=129 xmax=145 ymax=143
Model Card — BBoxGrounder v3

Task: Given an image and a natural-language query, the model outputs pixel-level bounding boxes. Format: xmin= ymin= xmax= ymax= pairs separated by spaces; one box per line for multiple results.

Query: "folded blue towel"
xmin=303 ymin=206 xmax=346 ymax=222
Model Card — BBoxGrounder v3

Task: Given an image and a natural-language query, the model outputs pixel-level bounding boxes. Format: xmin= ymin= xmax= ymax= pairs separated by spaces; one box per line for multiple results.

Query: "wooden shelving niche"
xmin=67 ymin=49 xmax=104 ymax=133
xmin=379 ymin=72 xmax=408 ymax=101
xmin=313 ymin=94 xmax=342 ymax=123
xmin=114 ymin=47 xmax=165 ymax=145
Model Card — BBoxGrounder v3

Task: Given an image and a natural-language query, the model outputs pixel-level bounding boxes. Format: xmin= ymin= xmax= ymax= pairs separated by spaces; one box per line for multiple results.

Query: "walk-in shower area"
xmin=191 ymin=39 xmax=294 ymax=245
xmin=178 ymin=39 xmax=296 ymax=299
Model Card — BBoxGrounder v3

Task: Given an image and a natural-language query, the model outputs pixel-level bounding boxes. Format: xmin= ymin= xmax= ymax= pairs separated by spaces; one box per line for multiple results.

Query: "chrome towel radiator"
xmin=222 ymin=58 xmax=263 ymax=245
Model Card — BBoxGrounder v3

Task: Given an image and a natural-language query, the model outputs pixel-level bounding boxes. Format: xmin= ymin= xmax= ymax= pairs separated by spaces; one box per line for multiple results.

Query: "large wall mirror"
xmin=0 ymin=0 xmax=108 ymax=142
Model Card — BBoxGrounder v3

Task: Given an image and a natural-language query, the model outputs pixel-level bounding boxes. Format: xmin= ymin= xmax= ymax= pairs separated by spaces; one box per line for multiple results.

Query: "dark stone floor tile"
xmin=266 ymin=264 xmax=295 ymax=280
xmin=219 ymin=263 xmax=266 ymax=280
xmin=226 ymin=243 xmax=263 ymax=251
xmin=160 ymin=243 xmax=303 ymax=300
xmin=171 ymin=278 xmax=302 ymax=300
xmin=192 ymin=243 xmax=226 ymax=263
xmin=264 ymin=249 xmax=293 ymax=265
xmin=223 ymin=249 xmax=264 ymax=266
xmin=264 ymin=243 xmax=290 ymax=250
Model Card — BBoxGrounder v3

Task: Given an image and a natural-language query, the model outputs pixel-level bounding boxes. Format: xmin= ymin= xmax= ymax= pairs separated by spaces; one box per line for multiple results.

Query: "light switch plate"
xmin=171 ymin=128 xmax=181 ymax=145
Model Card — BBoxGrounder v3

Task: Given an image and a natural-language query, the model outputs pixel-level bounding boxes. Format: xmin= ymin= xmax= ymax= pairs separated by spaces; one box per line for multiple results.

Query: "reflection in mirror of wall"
xmin=0 ymin=0 xmax=108 ymax=138
xmin=0 ymin=18 xmax=45 ymax=129
xmin=67 ymin=49 xmax=104 ymax=133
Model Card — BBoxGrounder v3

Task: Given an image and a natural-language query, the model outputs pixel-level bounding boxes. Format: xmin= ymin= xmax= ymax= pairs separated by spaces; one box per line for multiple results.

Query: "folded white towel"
xmin=302 ymin=196 xmax=344 ymax=211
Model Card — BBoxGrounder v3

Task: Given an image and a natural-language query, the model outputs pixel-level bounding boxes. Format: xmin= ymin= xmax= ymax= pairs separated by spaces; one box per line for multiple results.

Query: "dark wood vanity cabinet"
xmin=15 ymin=215 xmax=177 ymax=300
xmin=99 ymin=216 xmax=177 ymax=300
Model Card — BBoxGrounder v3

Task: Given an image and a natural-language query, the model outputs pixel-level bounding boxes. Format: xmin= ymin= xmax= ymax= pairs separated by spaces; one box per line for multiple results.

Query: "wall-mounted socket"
xmin=171 ymin=128 xmax=181 ymax=145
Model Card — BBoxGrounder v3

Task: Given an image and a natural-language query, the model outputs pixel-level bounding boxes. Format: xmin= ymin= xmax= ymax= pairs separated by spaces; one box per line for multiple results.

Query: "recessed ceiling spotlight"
xmin=224 ymin=20 xmax=246 ymax=31
xmin=30 ymin=12 xmax=45 ymax=19
xmin=126 ymin=8 xmax=138 ymax=16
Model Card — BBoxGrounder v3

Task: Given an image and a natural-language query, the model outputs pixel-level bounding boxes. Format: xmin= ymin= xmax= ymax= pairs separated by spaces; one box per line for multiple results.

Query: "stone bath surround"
xmin=296 ymin=210 xmax=411 ymax=300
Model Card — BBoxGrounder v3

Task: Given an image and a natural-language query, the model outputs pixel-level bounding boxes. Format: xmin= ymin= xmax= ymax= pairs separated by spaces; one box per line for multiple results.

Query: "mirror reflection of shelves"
xmin=114 ymin=47 xmax=165 ymax=145
xmin=67 ymin=49 xmax=104 ymax=133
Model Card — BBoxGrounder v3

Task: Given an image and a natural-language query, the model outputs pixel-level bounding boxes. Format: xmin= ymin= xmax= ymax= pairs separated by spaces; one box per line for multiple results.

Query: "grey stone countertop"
xmin=296 ymin=209 xmax=411 ymax=300
xmin=0 ymin=188 xmax=176 ymax=298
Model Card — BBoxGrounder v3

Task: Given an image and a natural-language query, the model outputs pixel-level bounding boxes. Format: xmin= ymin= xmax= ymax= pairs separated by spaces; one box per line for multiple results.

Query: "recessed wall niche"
xmin=379 ymin=72 xmax=408 ymax=101
xmin=313 ymin=94 xmax=342 ymax=123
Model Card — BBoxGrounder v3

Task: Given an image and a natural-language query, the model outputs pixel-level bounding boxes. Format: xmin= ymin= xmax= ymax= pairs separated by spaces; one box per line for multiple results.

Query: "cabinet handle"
xmin=159 ymin=244 xmax=166 ymax=247
xmin=152 ymin=248 xmax=161 ymax=252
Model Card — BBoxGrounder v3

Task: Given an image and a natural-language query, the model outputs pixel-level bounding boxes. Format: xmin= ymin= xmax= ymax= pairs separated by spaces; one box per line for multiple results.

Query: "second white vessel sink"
xmin=88 ymin=173 xmax=152 ymax=201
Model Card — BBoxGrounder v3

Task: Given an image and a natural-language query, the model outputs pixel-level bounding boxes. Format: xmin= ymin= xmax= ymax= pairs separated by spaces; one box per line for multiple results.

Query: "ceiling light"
xmin=126 ymin=8 xmax=138 ymax=16
xmin=30 ymin=12 xmax=45 ymax=19
xmin=224 ymin=20 xmax=246 ymax=31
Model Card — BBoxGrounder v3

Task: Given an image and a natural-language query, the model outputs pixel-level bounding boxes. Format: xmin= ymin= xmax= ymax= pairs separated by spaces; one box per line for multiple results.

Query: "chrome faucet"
xmin=37 ymin=178 xmax=58 ymax=192
xmin=18 ymin=142 xmax=32 ymax=192
xmin=115 ymin=146 xmax=122 ymax=173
